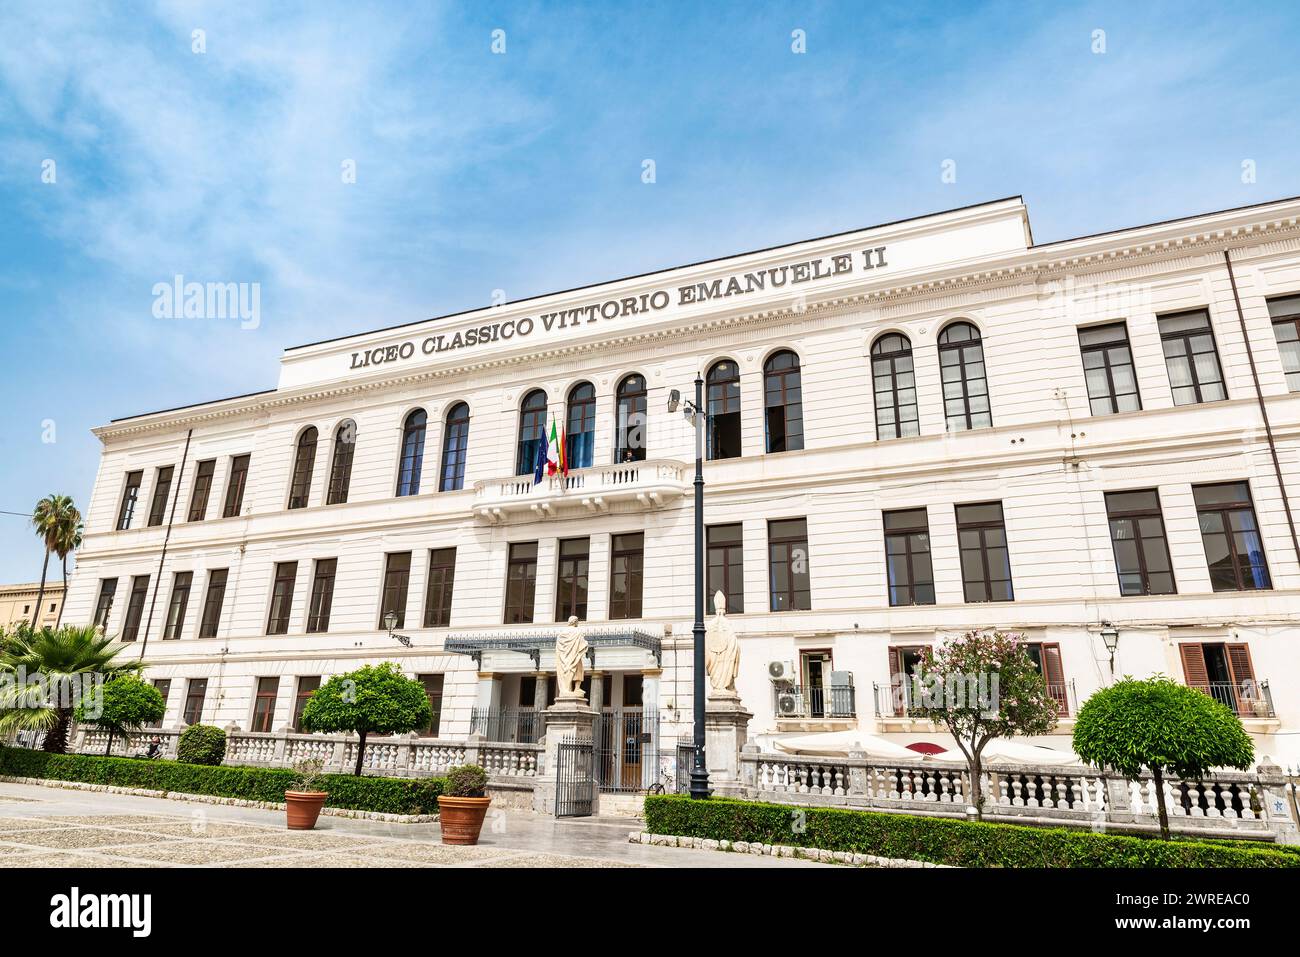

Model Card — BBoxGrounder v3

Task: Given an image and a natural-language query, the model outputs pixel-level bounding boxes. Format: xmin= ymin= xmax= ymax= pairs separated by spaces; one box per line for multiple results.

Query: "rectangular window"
xmin=555 ymin=537 xmax=590 ymax=621
xmin=1078 ymin=322 xmax=1141 ymax=415
xmin=1104 ymin=489 xmax=1176 ymax=596
xmin=162 ymin=571 xmax=192 ymax=640
xmin=222 ymin=454 xmax=251 ymax=518
xmin=117 ymin=471 xmax=143 ymax=530
xmin=1023 ymin=642 xmax=1069 ymax=715
xmin=147 ymin=679 xmax=170 ymax=728
xmin=147 ymin=465 xmax=175 ymax=527
xmin=622 ymin=674 xmax=644 ymax=708
xmin=1193 ymin=482 xmax=1271 ymax=591
xmin=423 ymin=548 xmax=456 ymax=628
xmin=707 ymin=524 xmax=744 ymax=614
xmin=379 ymin=552 xmax=412 ymax=629
xmin=1159 ymin=309 xmax=1227 ymax=405
xmin=887 ymin=645 xmax=928 ymax=716
xmin=198 ymin=569 xmax=228 ymax=639
xmin=251 ymin=677 xmax=279 ymax=733
xmin=182 ymin=678 xmax=208 ymax=726
xmin=306 ymin=558 xmax=337 ymax=633
xmin=92 ymin=578 xmax=118 ymax=629
xmin=768 ymin=518 xmax=811 ymax=612
xmin=608 ymin=532 xmax=644 ymax=620
xmin=121 ymin=575 xmax=150 ymax=642
xmin=266 ymin=561 xmax=298 ymax=635
xmin=417 ymin=674 xmax=445 ymax=736
xmin=956 ymin=502 xmax=1013 ymax=602
xmin=1267 ymin=294 xmax=1300 ymax=391
xmin=883 ymin=508 xmax=935 ymax=606
xmin=1179 ymin=642 xmax=1261 ymax=716
xmin=292 ymin=676 xmax=321 ymax=732
xmin=504 ymin=541 xmax=538 ymax=624
xmin=188 ymin=459 xmax=216 ymax=522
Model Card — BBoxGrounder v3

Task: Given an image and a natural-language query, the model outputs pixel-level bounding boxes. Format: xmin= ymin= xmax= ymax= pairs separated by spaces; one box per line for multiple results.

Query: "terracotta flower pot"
xmin=285 ymin=790 xmax=328 ymax=830
xmin=437 ymin=795 xmax=492 ymax=845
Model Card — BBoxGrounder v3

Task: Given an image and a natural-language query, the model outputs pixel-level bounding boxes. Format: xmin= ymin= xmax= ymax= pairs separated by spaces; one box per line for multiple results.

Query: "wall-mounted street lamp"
xmin=669 ymin=375 xmax=710 ymax=799
xmin=1099 ymin=622 xmax=1119 ymax=678
xmin=384 ymin=610 xmax=413 ymax=648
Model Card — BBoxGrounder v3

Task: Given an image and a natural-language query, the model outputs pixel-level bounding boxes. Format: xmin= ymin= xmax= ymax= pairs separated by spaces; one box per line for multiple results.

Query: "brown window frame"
xmin=438 ymin=405 xmax=470 ymax=492
xmin=1158 ymin=309 xmax=1227 ymax=406
xmin=887 ymin=645 xmax=928 ymax=716
xmin=1078 ymin=321 xmax=1141 ymax=416
xmin=1023 ymin=641 xmax=1069 ymax=716
xmin=565 ymin=382 xmax=596 ymax=470
xmin=767 ymin=517 xmax=811 ymax=612
xmin=266 ymin=561 xmax=298 ymax=635
xmin=555 ymin=537 xmax=591 ymax=622
xmin=938 ymin=322 xmax=992 ymax=432
xmin=615 ymin=374 xmax=648 ymax=463
xmin=504 ymin=541 xmax=538 ymax=624
xmin=147 ymin=679 xmax=170 ymax=728
xmin=187 ymin=459 xmax=216 ymax=522
xmin=1104 ymin=489 xmax=1176 ymax=596
xmin=706 ymin=523 xmax=745 ymax=614
xmin=871 ymin=333 xmax=920 ymax=439
xmin=146 ymin=465 xmax=175 ymax=528
xmin=763 ymin=350 xmax=804 ymax=453
xmin=706 ymin=360 xmax=742 ymax=460
xmin=326 ymin=420 xmax=356 ymax=504
xmin=182 ymin=678 xmax=208 ymax=726
xmin=121 ymin=574 xmax=150 ymax=642
xmin=292 ymin=676 xmax=321 ymax=731
xmin=1268 ymin=294 xmax=1300 ymax=392
xmin=955 ymin=501 xmax=1014 ymax=603
xmin=222 ymin=454 xmax=251 ymax=518
xmin=883 ymin=508 xmax=935 ymax=607
xmin=516 ymin=390 xmax=548 ymax=476
xmin=117 ymin=471 xmax=143 ymax=530
xmin=1193 ymin=481 xmax=1271 ymax=592
xmin=1178 ymin=641 xmax=1261 ymax=716
xmin=423 ymin=548 xmax=457 ymax=628
xmin=162 ymin=571 xmax=192 ymax=640
xmin=287 ymin=427 xmax=318 ymax=510
xmin=417 ymin=674 xmax=445 ymax=737
xmin=198 ymin=569 xmax=228 ymax=639
xmin=92 ymin=578 xmax=118 ymax=629
xmin=396 ymin=409 xmax=427 ymax=496
xmin=608 ymin=532 xmax=644 ymax=620
xmin=379 ymin=552 xmax=412 ymax=629
xmin=250 ymin=677 xmax=279 ymax=733
xmin=306 ymin=558 xmax=337 ymax=633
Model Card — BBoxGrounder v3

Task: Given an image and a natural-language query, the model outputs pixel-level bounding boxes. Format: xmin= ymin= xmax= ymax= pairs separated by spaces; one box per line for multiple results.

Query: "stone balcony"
xmin=471 ymin=458 xmax=690 ymax=522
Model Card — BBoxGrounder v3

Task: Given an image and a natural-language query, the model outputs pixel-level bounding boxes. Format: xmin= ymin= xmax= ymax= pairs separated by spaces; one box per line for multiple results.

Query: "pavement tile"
xmin=363 ymin=841 xmax=515 ymax=864
xmin=109 ymin=840 xmax=301 ymax=865
xmin=476 ymin=852 xmax=640 ymax=869
xmin=0 ymin=827 xmax=181 ymax=849
xmin=1 ymin=850 xmax=155 ymax=868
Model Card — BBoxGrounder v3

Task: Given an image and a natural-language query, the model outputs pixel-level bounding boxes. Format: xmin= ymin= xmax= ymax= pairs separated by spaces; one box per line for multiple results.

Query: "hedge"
xmin=644 ymin=794 xmax=1300 ymax=868
xmin=0 ymin=747 xmax=444 ymax=816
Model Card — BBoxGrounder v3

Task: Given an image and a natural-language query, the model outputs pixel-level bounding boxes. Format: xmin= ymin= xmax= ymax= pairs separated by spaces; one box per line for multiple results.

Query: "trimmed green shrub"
xmin=0 ymin=746 xmax=444 ymax=816
xmin=643 ymin=794 xmax=1298 ymax=868
xmin=444 ymin=764 xmax=488 ymax=798
xmin=176 ymin=724 xmax=227 ymax=766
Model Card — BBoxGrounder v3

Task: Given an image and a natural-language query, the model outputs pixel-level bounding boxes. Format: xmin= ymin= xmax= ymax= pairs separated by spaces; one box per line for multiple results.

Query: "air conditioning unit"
xmin=777 ymin=691 xmax=802 ymax=716
xmin=830 ymin=670 xmax=855 ymax=688
xmin=768 ymin=660 xmax=797 ymax=683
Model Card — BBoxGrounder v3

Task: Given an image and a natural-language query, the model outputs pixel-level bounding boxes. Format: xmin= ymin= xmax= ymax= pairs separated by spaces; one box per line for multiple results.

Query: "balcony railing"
xmin=773 ymin=684 xmax=856 ymax=719
xmin=472 ymin=459 xmax=688 ymax=522
xmin=1189 ymin=680 xmax=1275 ymax=718
xmin=873 ymin=679 xmax=1076 ymax=718
xmin=470 ymin=708 xmax=544 ymax=744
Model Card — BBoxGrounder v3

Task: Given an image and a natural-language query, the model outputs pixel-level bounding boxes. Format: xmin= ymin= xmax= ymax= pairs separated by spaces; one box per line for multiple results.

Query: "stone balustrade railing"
xmin=71 ymin=726 xmax=539 ymax=782
xmin=741 ymin=748 xmax=1300 ymax=843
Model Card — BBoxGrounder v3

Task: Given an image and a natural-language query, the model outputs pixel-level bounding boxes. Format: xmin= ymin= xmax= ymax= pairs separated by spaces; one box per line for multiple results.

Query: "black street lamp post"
xmin=679 ymin=375 xmax=711 ymax=799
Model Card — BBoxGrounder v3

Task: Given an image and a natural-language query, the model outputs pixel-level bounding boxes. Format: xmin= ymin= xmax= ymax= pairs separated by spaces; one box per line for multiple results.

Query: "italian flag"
xmin=549 ymin=418 xmax=567 ymax=476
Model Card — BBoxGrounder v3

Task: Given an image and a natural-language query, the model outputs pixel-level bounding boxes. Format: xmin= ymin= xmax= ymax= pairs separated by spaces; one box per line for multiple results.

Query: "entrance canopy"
xmin=444 ymin=625 xmax=663 ymax=672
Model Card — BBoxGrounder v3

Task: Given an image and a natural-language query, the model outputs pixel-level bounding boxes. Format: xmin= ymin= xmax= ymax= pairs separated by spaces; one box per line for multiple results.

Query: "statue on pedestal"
xmin=554 ymin=615 xmax=589 ymax=700
xmin=705 ymin=590 xmax=740 ymax=697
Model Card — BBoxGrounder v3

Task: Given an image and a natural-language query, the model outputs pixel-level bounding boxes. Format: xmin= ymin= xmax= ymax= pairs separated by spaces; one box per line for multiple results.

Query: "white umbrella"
xmin=771 ymin=730 xmax=930 ymax=760
xmin=980 ymin=739 xmax=1082 ymax=767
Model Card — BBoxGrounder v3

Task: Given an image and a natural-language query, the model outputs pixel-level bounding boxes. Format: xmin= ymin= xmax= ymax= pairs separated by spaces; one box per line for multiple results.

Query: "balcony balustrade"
xmin=472 ymin=458 xmax=688 ymax=522
xmin=1188 ymin=679 xmax=1275 ymax=718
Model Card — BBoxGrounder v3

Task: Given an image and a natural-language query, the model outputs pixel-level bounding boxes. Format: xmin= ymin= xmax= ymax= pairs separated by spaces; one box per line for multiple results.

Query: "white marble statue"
xmin=554 ymin=615 xmax=589 ymax=699
xmin=705 ymin=590 xmax=741 ymax=696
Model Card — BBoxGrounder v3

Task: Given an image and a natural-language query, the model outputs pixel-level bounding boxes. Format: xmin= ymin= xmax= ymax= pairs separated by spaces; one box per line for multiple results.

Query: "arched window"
xmin=287 ymin=427 xmax=318 ymax=509
xmin=706 ymin=360 xmax=742 ymax=460
xmin=516 ymin=389 xmax=548 ymax=476
xmin=938 ymin=322 xmax=992 ymax=432
xmin=326 ymin=420 xmax=356 ymax=504
xmin=763 ymin=350 xmax=804 ymax=453
xmin=871 ymin=334 xmax=919 ymax=439
xmin=439 ymin=403 xmax=470 ymax=492
xmin=615 ymin=374 xmax=647 ymax=463
xmin=565 ymin=382 xmax=595 ymax=470
xmin=396 ymin=409 xmax=427 ymax=496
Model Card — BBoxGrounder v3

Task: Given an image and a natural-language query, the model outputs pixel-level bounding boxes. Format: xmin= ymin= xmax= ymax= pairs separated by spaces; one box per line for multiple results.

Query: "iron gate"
xmin=675 ymin=736 xmax=695 ymax=795
xmin=594 ymin=710 xmax=658 ymax=792
xmin=555 ymin=735 xmax=595 ymax=817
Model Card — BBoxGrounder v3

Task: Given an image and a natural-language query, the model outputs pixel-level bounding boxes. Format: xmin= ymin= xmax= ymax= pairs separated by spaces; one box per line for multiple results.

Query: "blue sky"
xmin=1 ymin=0 xmax=1299 ymax=584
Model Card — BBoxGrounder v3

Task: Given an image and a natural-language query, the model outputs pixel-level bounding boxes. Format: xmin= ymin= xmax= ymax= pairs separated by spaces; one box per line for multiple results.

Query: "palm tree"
xmin=30 ymin=495 xmax=77 ymax=630
xmin=0 ymin=624 xmax=143 ymax=754
xmin=52 ymin=508 xmax=83 ymax=628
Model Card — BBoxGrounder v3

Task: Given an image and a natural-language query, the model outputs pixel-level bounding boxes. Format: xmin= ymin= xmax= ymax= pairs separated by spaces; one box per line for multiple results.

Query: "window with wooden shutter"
xmin=1179 ymin=643 xmax=1210 ymax=688
xmin=1040 ymin=643 xmax=1067 ymax=715
xmin=888 ymin=647 xmax=902 ymax=716
xmin=1226 ymin=643 xmax=1257 ymax=701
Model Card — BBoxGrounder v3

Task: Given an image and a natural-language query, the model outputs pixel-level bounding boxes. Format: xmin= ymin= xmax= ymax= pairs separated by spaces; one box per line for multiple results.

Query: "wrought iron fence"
xmin=872 ymin=679 xmax=1076 ymax=717
xmin=773 ymin=684 xmax=856 ymax=719
xmin=594 ymin=709 xmax=658 ymax=792
xmin=469 ymin=708 xmax=545 ymax=744
xmin=1188 ymin=680 xmax=1275 ymax=718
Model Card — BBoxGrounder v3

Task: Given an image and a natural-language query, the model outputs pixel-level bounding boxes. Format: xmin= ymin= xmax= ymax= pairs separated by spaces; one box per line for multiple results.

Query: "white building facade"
xmin=64 ymin=195 xmax=1300 ymax=775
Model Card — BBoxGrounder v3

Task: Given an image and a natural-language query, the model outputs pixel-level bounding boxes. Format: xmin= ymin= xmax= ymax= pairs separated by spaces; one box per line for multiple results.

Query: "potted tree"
xmin=299 ymin=662 xmax=432 ymax=775
xmin=437 ymin=764 xmax=490 ymax=845
xmin=285 ymin=757 xmax=329 ymax=830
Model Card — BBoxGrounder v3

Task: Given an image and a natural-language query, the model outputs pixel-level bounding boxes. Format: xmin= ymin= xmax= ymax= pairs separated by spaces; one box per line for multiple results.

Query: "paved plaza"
xmin=0 ymin=782 xmax=830 ymax=868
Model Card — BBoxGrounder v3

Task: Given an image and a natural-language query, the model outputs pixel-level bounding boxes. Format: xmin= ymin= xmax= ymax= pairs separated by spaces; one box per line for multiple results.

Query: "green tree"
xmin=1073 ymin=676 xmax=1255 ymax=839
xmin=912 ymin=630 xmax=1061 ymax=816
xmin=52 ymin=509 xmax=83 ymax=629
xmin=30 ymin=494 xmax=79 ymax=629
xmin=300 ymin=662 xmax=432 ymax=775
xmin=74 ymin=675 xmax=165 ymax=756
xmin=0 ymin=624 xmax=144 ymax=753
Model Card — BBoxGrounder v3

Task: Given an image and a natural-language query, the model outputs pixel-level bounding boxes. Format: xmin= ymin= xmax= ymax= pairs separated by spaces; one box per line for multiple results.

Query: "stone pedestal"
xmin=532 ymin=696 xmax=597 ymax=815
xmin=705 ymin=691 xmax=753 ymax=798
